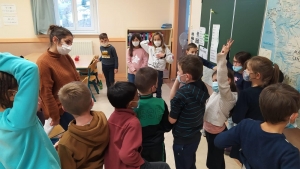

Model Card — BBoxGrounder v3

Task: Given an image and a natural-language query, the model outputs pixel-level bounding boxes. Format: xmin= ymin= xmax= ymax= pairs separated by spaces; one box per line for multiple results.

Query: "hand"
xmin=156 ymin=52 xmax=165 ymax=59
xmin=133 ymin=70 xmax=137 ymax=75
xmin=213 ymin=66 xmax=217 ymax=71
xmin=50 ymin=119 xmax=60 ymax=126
xmin=114 ymin=69 xmax=118 ymax=74
xmin=221 ymin=39 xmax=234 ymax=54
xmin=37 ymin=97 xmax=42 ymax=111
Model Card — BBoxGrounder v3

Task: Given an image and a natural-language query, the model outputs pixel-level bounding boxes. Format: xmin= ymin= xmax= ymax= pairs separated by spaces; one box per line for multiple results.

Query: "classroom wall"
xmin=0 ymin=0 xmax=174 ymax=78
xmin=189 ymin=0 xmax=202 ymax=32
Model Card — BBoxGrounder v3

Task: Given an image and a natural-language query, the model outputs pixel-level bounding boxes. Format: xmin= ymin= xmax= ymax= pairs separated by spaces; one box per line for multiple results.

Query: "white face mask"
xmin=57 ymin=43 xmax=72 ymax=55
xmin=154 ymin=41 xmax=161 ymax=47
xmin=132 ymin=41 xmax=140 ymax=47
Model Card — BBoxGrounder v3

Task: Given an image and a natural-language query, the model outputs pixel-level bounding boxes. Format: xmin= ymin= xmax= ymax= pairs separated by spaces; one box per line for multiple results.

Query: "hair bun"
xmin=48 ymin=25 xmax=60 ymax=34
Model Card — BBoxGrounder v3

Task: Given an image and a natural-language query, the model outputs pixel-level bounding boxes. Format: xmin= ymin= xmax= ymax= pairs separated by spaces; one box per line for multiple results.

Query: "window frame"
xmin=53 ymin=0 xmax=99 ymax=34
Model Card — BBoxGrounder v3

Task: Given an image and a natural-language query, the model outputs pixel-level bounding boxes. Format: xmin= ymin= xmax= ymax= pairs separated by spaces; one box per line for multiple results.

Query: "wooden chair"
xmin=81 ymin=59 xmax=100 ymax=102
xmin=79 ymin=55 xmax=102 ymax=89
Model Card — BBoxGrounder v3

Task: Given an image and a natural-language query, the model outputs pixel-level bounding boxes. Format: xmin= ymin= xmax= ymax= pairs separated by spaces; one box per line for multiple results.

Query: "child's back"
xmin=0 ymin=53 xmax=60 ymax=169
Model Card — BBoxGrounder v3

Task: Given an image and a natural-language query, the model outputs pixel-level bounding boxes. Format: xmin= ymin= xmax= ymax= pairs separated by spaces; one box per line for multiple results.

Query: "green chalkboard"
xmin=200 ymin=0 xmax=267 ymax=62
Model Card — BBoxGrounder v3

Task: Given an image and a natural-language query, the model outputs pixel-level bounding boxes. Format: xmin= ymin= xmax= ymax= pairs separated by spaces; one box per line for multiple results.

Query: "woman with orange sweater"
xmin=36 ymin=25 xmax=80 ymax=131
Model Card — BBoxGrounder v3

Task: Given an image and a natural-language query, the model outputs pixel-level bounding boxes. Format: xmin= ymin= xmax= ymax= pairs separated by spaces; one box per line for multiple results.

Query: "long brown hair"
xmin=129 ymin=33 xmax=142 ymax=57
xmin=0 ymin=71 xmax=18 ymax=109
xmin=48 ymin=25 xmax=73 ymax=46
xmin=212 ymin=69 xmax=237 ymax=92
xmin=247 ymin=56 xmax=279 ymax=87
xmin=152 ymin=32 xmax=166 ymax=53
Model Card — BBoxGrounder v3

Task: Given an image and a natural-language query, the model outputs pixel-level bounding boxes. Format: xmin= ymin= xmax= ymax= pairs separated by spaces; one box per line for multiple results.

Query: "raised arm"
xmin=140 ymin=40 xmax=150 ymax=54
xmin=170 ymin=79 xmax=180 ymax=100
xmin=0 ymin=53 xmax=39 ymax=128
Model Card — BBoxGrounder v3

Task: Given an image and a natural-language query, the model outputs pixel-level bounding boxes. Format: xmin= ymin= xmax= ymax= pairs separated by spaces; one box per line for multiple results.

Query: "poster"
xmin=3 ymin=16 xmax=18 ymax=25
xmin=1 ymin=4 xmax=16 ymax=13
xmin=199 ymin=46 xmax=208 ymax=60
xmin=209 ymin=24 xmax=220 ymax=63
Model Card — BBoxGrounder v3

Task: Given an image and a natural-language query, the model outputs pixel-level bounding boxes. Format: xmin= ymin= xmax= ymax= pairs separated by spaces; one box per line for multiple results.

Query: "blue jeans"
xmin=128 ymin=73 xmax=135 ymax=83
xmin=173 ymin=140 xmax=200 ymax=169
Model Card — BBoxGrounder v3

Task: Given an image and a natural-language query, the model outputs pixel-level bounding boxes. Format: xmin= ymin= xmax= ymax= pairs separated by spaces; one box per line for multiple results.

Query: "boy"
xmin=0 ymin=53 xmax=60 ymax=169
xmin=134 ymin=67 xmax=173 ymax=162
xmin=57 ymin=81 xmax=109 ymax=169
xmin=169 ymin=55 xmax=209 ymax=169
xmin=187 ymin=43 xmax=216 ymax=70
xmin=215 ymin=83 xmax=300 ymax=169
xmin=99 ymin=33 xmax=119 ymax=87
xmin=104 ymin=82 xmax=170 ymax=169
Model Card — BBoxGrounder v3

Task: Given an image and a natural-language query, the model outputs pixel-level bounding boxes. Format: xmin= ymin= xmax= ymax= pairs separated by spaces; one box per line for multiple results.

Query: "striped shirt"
xmin=170 ymin=80 xmax=209 ymax=144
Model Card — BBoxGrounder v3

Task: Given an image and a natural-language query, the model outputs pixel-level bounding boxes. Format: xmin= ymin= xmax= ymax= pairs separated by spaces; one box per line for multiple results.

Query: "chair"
xmin=79 ymin=55 xmax=102 ymax=89
xmin=81 ymin=59 xmax=100 ymax=102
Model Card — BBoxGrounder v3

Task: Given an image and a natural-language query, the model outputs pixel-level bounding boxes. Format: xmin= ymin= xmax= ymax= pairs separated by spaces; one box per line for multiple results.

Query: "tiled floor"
xmin=91 ymin=82 xmax=241 ymax=169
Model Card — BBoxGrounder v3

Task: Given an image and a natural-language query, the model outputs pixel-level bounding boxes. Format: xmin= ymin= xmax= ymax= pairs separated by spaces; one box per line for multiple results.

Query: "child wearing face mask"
xmin=203 ymin=40 xmax=237 ymax=169
xmin=126 ymin=33 xmax=149 ymax=83
xmin=99 ymin=33 xmax=119 ymax=88
xmin=187 ymin=43 xmax=217 ymax=70
xmin=140 ymin=32 xmax=174 ymax=98
xmin=230 ymin=55 xmax=280 ymax=162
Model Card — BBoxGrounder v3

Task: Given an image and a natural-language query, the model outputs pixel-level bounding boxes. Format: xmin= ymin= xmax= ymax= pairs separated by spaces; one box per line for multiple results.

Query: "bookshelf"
xmin=126 ymin=28 xmax=173 ymax=79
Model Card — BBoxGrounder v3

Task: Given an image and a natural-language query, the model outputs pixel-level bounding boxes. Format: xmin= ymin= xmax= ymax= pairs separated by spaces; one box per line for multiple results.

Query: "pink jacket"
xmin=126 ymin=48 xmax=148 ymax=74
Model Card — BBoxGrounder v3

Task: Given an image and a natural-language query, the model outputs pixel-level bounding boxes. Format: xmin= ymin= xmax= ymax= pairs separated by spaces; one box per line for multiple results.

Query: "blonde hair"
xmin=58 ymin=81 xmax=91 ymax=115
xmin=153 ymin=32 xmax=166 ymax=53
xmin=247 ymin=56 xmax=279 ymax=87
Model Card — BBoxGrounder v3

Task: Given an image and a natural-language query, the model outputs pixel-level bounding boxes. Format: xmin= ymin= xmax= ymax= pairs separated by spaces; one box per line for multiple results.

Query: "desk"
xmin=24 ymin=53 xmax=43 ymax=63
xmin=283 ymin=128 xmax=300 ymax=151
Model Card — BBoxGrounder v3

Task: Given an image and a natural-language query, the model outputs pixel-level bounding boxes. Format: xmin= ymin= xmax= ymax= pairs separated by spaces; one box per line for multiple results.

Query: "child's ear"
xmin=290 ymin=113 xmax=299 ymax=123
xmin=255 ymin=72 xmax=261 ymax=80
xmin=90 ymin=99 xmax=94 ymax=109
xmin=62 ymin=106 xmax=66 ymax=112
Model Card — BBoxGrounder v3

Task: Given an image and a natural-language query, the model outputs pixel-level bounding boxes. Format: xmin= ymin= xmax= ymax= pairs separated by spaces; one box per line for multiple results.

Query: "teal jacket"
xmin=0 ymin=53 xmax=60 ymax=169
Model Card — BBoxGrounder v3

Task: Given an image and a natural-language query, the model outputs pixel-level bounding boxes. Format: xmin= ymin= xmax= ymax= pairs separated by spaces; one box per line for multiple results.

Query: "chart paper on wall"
xmin=209 ymin=24 xmax=220 ymax=63
xmin=199 ymin=46 xmax=208 ymax=60
xmin=1 ymin=4 xmax=16 ymax=13
xmin=3 ymin=16 xmax=18 ymax=25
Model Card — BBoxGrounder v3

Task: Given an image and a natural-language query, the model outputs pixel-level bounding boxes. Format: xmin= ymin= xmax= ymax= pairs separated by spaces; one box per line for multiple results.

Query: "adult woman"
xmin=37 ymin=25 xmax=80 ymax=130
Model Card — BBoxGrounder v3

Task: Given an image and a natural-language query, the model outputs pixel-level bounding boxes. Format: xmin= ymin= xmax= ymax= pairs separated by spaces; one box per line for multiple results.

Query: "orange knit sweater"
xmin=36 ymin=50 xmax=80 ymax=121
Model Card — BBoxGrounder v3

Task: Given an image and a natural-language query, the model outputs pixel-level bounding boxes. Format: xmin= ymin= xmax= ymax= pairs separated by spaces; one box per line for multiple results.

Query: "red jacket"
xmin=104 ymin=109 xmax=145 ymax=169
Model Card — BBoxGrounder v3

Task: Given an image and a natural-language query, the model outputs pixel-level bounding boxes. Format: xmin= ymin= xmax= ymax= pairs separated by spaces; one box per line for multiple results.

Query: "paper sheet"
xmin=209 ymin=24 xmax=220 ymax=63
xmin=190 ymin=30 xmax=196 ymax=44
xmin=199 ymin=46 xmax=208 ymax=60
xmin=1 ymin=4 xmax=16 ymax=13
xmin=258 ymin=48 xmax=272 ymax=60
xmin=199 ymin=27 xmax=206 ymax=46
xmin=3 ymin=16 xmax=18 ymax=25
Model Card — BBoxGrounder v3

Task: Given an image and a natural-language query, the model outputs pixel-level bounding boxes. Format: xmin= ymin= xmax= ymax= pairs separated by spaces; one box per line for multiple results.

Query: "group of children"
xmin=0 ymin=29 xmax=299 ymax=169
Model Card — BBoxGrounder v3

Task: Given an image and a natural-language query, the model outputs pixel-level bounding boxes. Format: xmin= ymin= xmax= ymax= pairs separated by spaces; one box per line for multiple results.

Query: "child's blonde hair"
xmin=246 ymin=56 xmax=279 ymax=87
xmin=58 ymin=81 xmax=92 ymax=116
xmin=153 ymin=32 xmax=166 ymax=53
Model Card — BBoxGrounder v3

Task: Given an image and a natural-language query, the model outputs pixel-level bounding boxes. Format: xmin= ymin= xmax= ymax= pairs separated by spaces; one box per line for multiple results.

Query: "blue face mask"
xmin=177 ymin=74 xmax=186 ymax=84
xmin=212 ymin=82 xmax=219 ymax=93
xmin=232 ymin=66 xmax=243 ymax=72
xmin=243 ymin=70 xmax=250 ymax=81
xmin=285 ymin=116 xmax=298 ymax=128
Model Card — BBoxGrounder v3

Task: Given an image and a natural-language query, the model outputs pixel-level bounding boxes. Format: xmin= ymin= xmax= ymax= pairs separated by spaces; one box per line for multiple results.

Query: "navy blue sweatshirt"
xmin=215 ymin=119 xmax=300 ymax=169
xmin=232 ymin=86 xmax=264 ymax=124
xmin=100 ymin=45 xmax=118 ymax=69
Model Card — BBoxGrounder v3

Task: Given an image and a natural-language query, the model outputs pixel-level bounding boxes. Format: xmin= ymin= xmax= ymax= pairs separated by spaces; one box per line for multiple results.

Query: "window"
xmin=53 ymin=0 xmax=99 ymax=34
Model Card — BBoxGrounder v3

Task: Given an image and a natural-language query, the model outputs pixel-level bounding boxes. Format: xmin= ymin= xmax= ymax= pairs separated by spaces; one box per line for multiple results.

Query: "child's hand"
xmin=213 ymin=66 xmax=217 ymax=71
xmin=221 ymin=39 xmax=234 ymax=54
xmin=114 ymin=69 xmax=118 ymax=74
xmin=156 ymin=52 xmax=165 ymax=59
xmin=37 ymin=97 xmax=42 ymax=111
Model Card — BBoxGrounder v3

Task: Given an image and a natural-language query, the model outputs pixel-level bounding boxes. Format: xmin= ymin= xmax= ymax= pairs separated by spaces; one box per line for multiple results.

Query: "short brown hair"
xmin=0 ymin=71 xmax=18 ymax=109
xmin=134 ymin=67 xmax=158 ymax=93
xmin=212 ymin=68 xmax=237 ymax=92
xmin=58 ymin=81 xmax=91 ymax=116
xmin=178 ymin=55 xmax=203 ymax=80
xmin=234 ymin=51 xmax=251 ymax=66
xmin=247 ymin=56 xmax=279 ymax=87
xmin=99 ymin=33 xmax=108 ymax=40
xmin=186 ymin=43 xmax=198 ymax=51
xmin=259 ymin=83 xmax=300 ymax=124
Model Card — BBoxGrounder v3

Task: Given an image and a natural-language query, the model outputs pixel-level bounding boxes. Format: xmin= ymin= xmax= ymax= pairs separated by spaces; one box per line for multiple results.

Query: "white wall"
xmin=189 ymin=0 xmax=202 ymax=31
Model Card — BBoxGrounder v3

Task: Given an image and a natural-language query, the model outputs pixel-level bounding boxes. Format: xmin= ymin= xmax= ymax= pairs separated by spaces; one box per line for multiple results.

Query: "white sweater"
xmin=204 ymin=53 xmax=238 ymax=127
xmin=140 ymin=40 xmax=173 ymax=71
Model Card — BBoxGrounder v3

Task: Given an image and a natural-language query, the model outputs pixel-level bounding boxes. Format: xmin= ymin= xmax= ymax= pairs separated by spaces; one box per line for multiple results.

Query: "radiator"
xmin=69 ymin=41 xmax=94 ymax=56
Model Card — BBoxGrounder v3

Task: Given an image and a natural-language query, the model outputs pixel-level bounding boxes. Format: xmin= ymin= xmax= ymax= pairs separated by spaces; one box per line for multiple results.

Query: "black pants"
xmin=205 ymin=128 xmax=227 ymax=169
xmin=141 ymin=143 xmax=166 ymax=162
xmin=140 ymin=161 xmax=170 ymax=169
xmin=102 ymin=64 xmax=115 ymax=88
xmin=173 ymin=139 xmax=200 ymax=169
xmin=156 ymin=71 xmax=163 ymax=98
xmin=59 ymin=112 xmax=74 ymax=131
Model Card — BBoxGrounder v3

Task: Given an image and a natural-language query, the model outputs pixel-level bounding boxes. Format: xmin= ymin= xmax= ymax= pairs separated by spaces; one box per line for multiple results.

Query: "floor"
xmin=91 ymin=81 xmax=241 ymax=169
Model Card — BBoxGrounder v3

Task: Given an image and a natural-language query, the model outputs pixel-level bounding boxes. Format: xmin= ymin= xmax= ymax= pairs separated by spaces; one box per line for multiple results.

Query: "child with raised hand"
xmin=0 ymin=53 xmax=60 ymax=169
xmin=127 ymin=33 xmax=149 ymax=83
xmin=140 ymin=32 xmax=174 ymax=98
xmin=134 ymin=67 xmax=172 ymax=162
xmin=104 ymin=82 xmax=170 ymax=169
xmin=203 ymin=39 xmax=237 ymax=169
xmin=215 ymin=83 xmax=300 ymax=169
xmin=187 ymin=43 xmax=217 ymax=70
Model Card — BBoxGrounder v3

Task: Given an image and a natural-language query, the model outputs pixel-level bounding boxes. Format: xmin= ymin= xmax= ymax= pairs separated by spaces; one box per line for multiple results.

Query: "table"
xmin=283 ymin=128 xmax=300 ymax=151
xmin=24 ymin=53 xmax=95 ymax=70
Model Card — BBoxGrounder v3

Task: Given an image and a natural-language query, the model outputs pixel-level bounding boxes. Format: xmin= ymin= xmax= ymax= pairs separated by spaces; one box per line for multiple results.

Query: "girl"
xmin=230 ymin=54 xmax=280 ymax=162
xmin=203 ymin=40 xmax=237 ymax=169
xmin=37 ymin=25 xmax=80 ymax=131
xmin=126 ymin=33 xmax=149 ymax=83
xmin=0 ymin=53 xmax=60 ymax=168
xmin=140 ymin=32 xmax=173 ymax=98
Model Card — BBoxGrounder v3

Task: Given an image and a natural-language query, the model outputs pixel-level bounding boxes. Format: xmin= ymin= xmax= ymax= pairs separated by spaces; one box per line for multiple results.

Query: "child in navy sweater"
xmin=186 ymin=43 xmax=216 ymax=70
xmin=215 ymin=83 xmax=300 ymax=169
